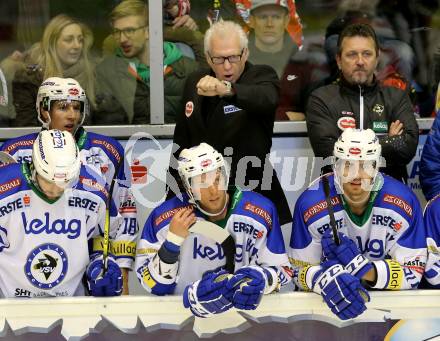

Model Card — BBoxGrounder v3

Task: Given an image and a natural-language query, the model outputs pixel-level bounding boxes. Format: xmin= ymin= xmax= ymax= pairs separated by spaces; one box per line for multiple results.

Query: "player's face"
xmin=206 ymin=35 xmax=248 ymax=83
xmin=336 ymin=36 xmax=379 ymax=86
xmin=338 ymin=160 xmax=375 ymax=205
xmin=250 ymin=5 xmax=289 ymax=49
xmin=36 ymin=175 xmax=65 ymax=200
xmin=56 ymin=24 xmax=84 ymax=69
xmin=112 ymin=15 xmax=148 ymax=60
xmin=45 ymin=100 xmax=82 ymax=134
xmin=191 ymin=170 xmax=227 ymax=215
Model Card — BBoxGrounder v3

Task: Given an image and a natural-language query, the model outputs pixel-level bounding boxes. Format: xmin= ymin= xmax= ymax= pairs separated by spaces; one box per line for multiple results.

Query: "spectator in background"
xmin=102 ymin=0 xmax=207 ymax=67
xmin=168 ymin=20 xmax=292 ymax=225
xmin=246 ymin=0 xmax=298 ymax=78
xmin=306 ymin=23 xmax=418 ymax=183
xmin=235 ymin=0 xmax=312 ymax=121
xmin=94 ymin=0 xmax=198 ymax=124
xmin=11 ymin=14 xmax=96 ymax=127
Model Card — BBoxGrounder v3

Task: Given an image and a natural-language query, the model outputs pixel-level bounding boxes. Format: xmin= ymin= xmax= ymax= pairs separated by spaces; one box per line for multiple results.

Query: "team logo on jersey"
xmin=25 ymin=243 xmax=68 ymax=289
xmin=0 ymin=178 xmax=21 ymax=194
xmin=0 ymin=226 xmax=10 ymax=252
xmin=337 ymin=117 xmax=356 ymax=130
xmin=372 ymin=104 xmax=384 ymax=115
xmin=185 ymin=101 xmax=194 ymax=117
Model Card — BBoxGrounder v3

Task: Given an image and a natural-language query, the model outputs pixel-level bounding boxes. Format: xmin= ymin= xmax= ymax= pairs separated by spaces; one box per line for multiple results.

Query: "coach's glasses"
xmin=112 ymin=25 xmax=147 ymax=39
xmin=208 ymin=49 xmax=245 ymax=65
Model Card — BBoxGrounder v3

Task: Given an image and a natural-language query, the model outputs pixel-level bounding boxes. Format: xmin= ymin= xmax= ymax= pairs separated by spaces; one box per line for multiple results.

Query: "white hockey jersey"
xmin=0 ymin=128 xmax=137 ymax=268
xmin=289 ymin=174 xmax=427 ymax=291
xmin=0 ymin=162 xmax=118 ymax=298
xmin=424 ymin=194 xmax=440 ymax=287
xmin=135 ymin=188 xmax=292 ymax=295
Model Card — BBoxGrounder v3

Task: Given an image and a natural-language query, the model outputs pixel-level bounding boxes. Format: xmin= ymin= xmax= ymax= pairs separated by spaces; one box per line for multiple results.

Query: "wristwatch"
xmin=221 ymin=80 xmax=233 ymax=97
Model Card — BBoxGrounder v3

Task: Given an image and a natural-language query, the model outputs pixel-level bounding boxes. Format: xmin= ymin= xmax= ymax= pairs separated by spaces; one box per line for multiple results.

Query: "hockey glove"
xmin=183 ymin=269 xmax=233 ymax=318
xmin=312 ymin=261 xmax=370 ymax=320
xmin=321 ymin=229 xmax=373 ymax=279
xmin=87 ymin=255 xmax=123 ymax=297
xmin=226 ymin=265 xmax=273 ymax=310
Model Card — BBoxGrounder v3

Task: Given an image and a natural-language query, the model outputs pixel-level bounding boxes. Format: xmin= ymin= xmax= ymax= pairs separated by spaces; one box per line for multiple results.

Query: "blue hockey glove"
xmin=312 ymin=261 xmax=370 ymax=320
xmin=321 ymin=229 xmax=373 ymax=279
xmin=87 ymin=256 xmax=123 ymax=297
xmin=226 ymin=265 xmax=271 ymax=310
xmin=183 ymin=269 xmax=233 ymax=318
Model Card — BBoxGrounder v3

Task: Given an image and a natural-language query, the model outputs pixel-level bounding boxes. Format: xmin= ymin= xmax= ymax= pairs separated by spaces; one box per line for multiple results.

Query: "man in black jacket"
xmin=168 ymin=20 xmax=291 ymax=225
xmin=306 ymin=23 xmax=418 ymax=183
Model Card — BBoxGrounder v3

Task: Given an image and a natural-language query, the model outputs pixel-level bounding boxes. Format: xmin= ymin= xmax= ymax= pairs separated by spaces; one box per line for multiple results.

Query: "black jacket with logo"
xmin=167 ymin=62 xmax=292 ymax=225
xmin=306 ymin=77 xmax=419 ymax=182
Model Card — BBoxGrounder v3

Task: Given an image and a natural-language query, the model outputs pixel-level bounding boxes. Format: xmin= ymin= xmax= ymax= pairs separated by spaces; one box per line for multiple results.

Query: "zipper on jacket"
xmin=359 ymin=85 xmax=364 ymax=130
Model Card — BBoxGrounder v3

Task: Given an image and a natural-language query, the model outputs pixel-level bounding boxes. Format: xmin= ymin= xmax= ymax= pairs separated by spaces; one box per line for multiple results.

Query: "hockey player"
xmin=289 ymin=129 xmax=427 ymax=320
xmin=0 ymin=130 xmax=122 ymax=298
xmin=135 ymin=143 xmax=291 ymax=317
xmin=0 ymin=77 xmax=136 ymax=293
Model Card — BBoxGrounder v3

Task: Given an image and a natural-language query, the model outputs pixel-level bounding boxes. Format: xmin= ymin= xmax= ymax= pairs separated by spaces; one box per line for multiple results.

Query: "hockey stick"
xmin=322 ymin=175 xmax=340 ymax=246
xmin=102 ymin=155 xmax=123 ymax=273
xmin=0 ymin=151 xmax=17 ymax=165
xmin=189 ymin=220 xmax=236 ymax=273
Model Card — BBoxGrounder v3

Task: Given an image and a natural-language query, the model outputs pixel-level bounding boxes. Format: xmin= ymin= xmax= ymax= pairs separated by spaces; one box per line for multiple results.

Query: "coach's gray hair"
xmin=204 ymin=20 xmax=248 ymax=54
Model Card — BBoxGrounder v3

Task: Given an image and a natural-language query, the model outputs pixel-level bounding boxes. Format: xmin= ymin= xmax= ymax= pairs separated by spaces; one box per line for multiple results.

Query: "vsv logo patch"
xmin=21 ymin=212 xmax=81 ymax=239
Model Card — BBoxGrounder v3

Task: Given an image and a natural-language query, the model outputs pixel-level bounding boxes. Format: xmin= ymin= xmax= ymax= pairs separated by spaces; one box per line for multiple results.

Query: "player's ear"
xmin=41 ymin=109 xmax=50 ymax=123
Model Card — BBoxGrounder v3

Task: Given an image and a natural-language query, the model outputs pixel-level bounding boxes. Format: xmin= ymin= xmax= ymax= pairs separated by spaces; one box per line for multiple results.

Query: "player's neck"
xmin=207 ymin=193 xmax=229 ymax=222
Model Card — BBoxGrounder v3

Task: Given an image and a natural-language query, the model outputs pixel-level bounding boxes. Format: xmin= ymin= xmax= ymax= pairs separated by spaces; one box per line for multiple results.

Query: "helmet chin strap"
xmin=192 ymin=193 xmax=229 ymax=218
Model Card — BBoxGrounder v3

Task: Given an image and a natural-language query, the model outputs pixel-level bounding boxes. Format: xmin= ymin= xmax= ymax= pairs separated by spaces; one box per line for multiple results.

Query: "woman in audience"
xmin=12 ymin=14 xmax=96 ymax=126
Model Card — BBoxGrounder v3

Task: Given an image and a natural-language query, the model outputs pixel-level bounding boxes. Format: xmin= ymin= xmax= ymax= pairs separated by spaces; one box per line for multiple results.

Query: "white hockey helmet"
xmin=177 ymin=143 xmax=229 ymax=216
xmin=32 ymin=129 xmax=81 ymax=187
xmin=36 ymin=77 xmax=89 ymax=129
xmin=333 ymin=128 xmax=383 ymax=193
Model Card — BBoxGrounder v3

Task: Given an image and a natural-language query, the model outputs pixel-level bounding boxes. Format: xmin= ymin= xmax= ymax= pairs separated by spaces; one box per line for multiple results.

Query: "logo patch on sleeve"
xmin=303 ymin=196 xmax=340 ymax=223
xmin=0 ymin=178 xmax=21 ymax=194
xmin=154 ymin=205 xmax=193 ymax=227
xmin=244 ymin=202 xmax=272 ymax=228
xmin=383 ymin=194 xmax=413 ymax=217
